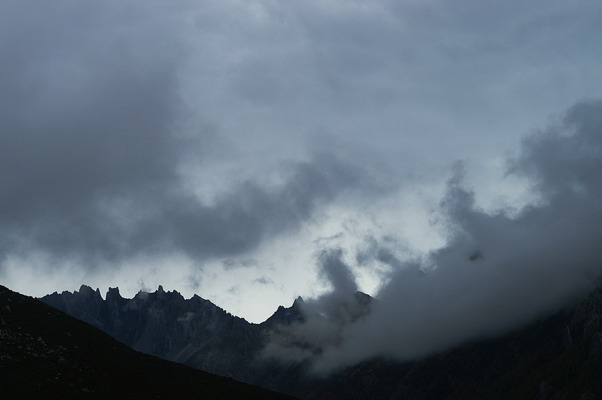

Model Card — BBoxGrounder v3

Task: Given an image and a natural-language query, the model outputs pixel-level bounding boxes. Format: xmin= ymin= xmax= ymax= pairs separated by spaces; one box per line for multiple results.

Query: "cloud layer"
xmin=0 ymin=2 xmax=378 ymax=271
xmin=277 ymin=100 xmax=602 ymax=373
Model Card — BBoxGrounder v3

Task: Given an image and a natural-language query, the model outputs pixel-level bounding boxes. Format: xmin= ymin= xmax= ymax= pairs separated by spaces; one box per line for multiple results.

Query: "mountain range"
xmin=0 ymin=284 xmax=293 ymax=399
xmin=41 ymin=285 xmax=371 ymax=397
xmin=39 ymin=284 xmax=602 ymax=399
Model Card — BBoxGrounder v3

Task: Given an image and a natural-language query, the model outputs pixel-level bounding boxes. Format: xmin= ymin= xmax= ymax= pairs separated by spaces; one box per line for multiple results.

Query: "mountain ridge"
xmin=42 ymin=284 xmax=316 ymax=386
xmin=40 ymin=284 xmax=602 ymax=399
xmin=0 ymin=284 xmax=295 ymax=399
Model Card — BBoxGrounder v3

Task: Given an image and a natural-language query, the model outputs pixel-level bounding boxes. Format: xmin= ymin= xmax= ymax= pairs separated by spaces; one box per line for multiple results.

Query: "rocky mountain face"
xmin=41 ymin=285 xmax=319 ymax=393
xmin=41 ymin=286 xmax=602 ymax=399
xmin=43 ymin=285 xmax=261 ymax=381
xmin=0 ymin=285 xmax=294 ymax=400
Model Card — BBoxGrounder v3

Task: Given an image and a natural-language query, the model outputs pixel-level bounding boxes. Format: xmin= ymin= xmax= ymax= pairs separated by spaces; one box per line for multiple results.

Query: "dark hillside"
xmin=0 ymin=285 xmax=294 ymax=400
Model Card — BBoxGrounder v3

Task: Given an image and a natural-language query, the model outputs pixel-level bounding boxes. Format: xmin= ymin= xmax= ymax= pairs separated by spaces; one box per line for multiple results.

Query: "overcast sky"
xmin=1 ymin=0 xmax=602 ymax=330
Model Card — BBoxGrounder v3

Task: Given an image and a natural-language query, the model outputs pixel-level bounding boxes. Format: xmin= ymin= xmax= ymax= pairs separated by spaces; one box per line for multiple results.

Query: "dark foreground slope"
xmin=0 ymin=285 xmax=294 ymax=400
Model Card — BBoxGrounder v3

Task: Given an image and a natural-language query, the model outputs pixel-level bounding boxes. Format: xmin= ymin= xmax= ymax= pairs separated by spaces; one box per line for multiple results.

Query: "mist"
xmin=266 ymin=100 xmax=602 ymax=373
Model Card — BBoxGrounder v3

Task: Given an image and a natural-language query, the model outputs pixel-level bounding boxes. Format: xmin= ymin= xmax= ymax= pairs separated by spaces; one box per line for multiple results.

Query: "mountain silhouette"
xmin=40 ymin=285 xmax=602 ymax=399
xmin=0 ymin=285 xmax=294 ymax=399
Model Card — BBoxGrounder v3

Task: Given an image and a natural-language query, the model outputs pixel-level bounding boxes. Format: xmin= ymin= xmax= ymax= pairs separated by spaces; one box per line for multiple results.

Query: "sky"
xmin=1 ymin=0 xmax=602 ymax=351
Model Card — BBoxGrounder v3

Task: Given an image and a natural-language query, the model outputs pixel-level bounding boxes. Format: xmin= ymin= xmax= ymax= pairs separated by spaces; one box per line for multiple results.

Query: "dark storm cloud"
xmin=0 ymin=2 xmax=369 ymax=269
xmin=317 ymin=248 xmax=358 ymax=297
xmin=267 ymin=100 xmax=602 ymax=373
xmin=131 ymin=153 xmax=365 ymax=260
xmin=0 ymin=2 xmax=185 ymax=263
xmin=0 ymin=107 xmax=365 ymax=265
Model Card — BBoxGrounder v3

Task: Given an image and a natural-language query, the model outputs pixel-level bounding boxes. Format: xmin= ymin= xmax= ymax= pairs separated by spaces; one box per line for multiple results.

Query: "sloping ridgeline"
xmin=0 ymin=285 xmax=294 ymax=400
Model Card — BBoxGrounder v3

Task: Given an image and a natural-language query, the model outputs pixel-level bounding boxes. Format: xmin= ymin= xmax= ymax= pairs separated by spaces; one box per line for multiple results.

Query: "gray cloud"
xmin=0 ymin=2 xmax=185 ymax=264
xmin=317 ymin=248 xmax=358 ymax=298
xmin=0 ymin=2 xmax=373 ymax=271
xmin=0 ymin=126 xmax=366 ymax=266
xmin=267 ymin=100 xmax=602 ymax=373
xmin=132 ymin=151 xmax=367 ymax=261
xmin=254 ymin=276 xmax=274 ymax=286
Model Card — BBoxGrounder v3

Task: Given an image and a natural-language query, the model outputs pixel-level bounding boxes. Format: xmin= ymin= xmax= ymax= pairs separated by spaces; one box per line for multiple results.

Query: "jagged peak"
xmin=134 ymin=290 xmax=149 ymax=300
xmin=76 ymin=285 xmax=103 ymax=301
xmin=106 ymin=287 xmax=123 ymax=301
xmin=45 ymin=284 xmax=224 ymax=307
xmin=78 ymin=284 xmax=95 ymax=294
xmin=263 ymin=297 xmax=306 ymax=326
xmin=190 ymin=294 xmax=214 ymax=305
xmin=354 ymin=291 xmax=373 ymax=303
xmin=162 ymin=288 xmax=184 ymax=301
